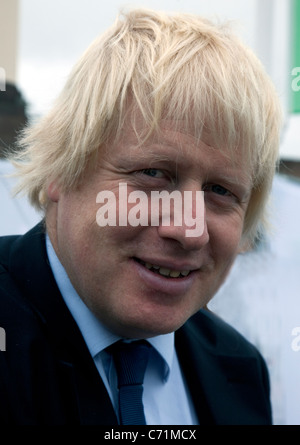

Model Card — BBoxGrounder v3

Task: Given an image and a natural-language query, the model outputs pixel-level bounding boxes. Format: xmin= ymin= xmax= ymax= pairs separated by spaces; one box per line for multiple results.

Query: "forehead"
xmin=106 ymin=119 xmax=252 ymax=180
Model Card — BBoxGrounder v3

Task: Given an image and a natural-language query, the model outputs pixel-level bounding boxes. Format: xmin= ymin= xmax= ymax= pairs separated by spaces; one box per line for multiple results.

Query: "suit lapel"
xmin=176 ymin=321 xmax=213 ymax=424
xmin=8 ymin=223 xmax=118 ymax=425
xmin=176 ymin=310 xmax=271 ymax=425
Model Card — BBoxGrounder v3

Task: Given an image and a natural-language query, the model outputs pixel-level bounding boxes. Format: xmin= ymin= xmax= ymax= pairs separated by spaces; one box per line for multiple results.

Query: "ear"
xmin=47 ymin=181 xmax=60 ymax=203
xmin=238 ymin=237 xmax=253 ymax=254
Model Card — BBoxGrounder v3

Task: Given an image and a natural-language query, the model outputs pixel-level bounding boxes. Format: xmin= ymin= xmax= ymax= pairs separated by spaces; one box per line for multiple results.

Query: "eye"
xmin=203 ymin=184 xmax=232 ymax=196
xmin=140 ymin=168 xmax=165 ymax=178
xmin=210 ymin=184 xmax=231 ymax=196
xmin=203 ymin=184 xmax=239 ymax=208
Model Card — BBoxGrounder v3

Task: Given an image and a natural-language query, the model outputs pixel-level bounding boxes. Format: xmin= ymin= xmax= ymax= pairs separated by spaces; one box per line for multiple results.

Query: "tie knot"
xmin=112 ymin=340 xmax=151 ymax=387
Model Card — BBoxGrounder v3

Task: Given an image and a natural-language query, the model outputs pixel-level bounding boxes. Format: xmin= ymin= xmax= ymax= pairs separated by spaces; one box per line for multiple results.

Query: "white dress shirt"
xmin=46 ymin=235 xmax=198 ymax=425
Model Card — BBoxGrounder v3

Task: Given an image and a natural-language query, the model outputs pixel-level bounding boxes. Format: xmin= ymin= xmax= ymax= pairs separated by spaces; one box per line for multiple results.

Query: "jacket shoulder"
xmin=0 ymin=225 xmax=50 ymax=339
xmin=0 ymin=233 xmax=33 ymax=316
xmin=0 ymin=234 xmax=20 ymax=270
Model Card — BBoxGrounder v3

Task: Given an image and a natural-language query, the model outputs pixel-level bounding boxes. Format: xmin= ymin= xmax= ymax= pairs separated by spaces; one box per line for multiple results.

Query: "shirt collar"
xmin=46 ymin=235 xmax=174 ymax=380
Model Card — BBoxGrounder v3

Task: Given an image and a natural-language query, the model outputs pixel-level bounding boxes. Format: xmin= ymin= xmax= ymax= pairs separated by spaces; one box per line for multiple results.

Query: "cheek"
xmin=210 ymin=216 xmax=244 ymax=264
xmin=55 ymin=195 xmax=98 ymax=265
xmin=59 ymin=190 xmax=99 ymax=231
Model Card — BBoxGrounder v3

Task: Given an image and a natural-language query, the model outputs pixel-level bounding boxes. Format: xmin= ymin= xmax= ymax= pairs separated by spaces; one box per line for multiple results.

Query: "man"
xmin=0 ymin=9 xmax=281 ymax=425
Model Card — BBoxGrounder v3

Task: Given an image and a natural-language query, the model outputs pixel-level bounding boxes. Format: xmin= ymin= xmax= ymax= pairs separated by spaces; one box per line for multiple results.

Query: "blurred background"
xmin=0 ymin=0 xmax=299 ymax=425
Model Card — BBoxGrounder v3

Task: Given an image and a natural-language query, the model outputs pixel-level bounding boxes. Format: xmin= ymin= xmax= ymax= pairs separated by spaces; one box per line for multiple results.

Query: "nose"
xmin=157 ymin=219 xmax=209 ymax=251
xmin=156 ymin=189 xmax=209 ymax=251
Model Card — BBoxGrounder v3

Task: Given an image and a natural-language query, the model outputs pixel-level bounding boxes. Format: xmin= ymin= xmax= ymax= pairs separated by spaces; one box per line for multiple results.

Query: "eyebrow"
xmin=119 ymin=143 xmax=253 ymax=190
xmin=119 ymin=145 xmax=180 ymax=167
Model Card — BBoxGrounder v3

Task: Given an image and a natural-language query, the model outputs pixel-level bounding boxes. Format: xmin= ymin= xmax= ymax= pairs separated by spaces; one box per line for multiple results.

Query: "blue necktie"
xmin=112 ymin=340 xmax=150 ymax=425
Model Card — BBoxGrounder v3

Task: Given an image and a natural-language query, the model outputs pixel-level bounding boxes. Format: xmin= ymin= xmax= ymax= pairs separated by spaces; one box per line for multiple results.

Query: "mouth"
xmin=133 ymin=257 xmax=192 ymax=279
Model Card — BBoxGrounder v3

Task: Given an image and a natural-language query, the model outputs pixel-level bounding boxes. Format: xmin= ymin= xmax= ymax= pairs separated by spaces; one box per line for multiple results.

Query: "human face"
xmin=46 ymin=121 xmax=252 ymax=339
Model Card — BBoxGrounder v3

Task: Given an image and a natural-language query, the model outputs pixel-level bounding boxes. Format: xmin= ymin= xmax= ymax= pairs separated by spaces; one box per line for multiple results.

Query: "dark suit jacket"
xmin=0 ymin=224 xmax=272 ymax=425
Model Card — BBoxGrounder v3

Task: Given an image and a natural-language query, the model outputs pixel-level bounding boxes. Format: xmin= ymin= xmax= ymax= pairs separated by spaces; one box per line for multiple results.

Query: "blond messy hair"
xmin=12 ymin=8 xmax=282 ymax=242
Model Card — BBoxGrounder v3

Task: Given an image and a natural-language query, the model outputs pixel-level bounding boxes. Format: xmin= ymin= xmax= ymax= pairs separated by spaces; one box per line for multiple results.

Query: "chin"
xmin=115 ymin=311 xmax=191 ymax=339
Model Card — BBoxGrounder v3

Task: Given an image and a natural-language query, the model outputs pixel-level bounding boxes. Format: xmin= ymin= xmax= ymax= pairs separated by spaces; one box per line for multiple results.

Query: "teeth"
xmin=180 ymin=270 xmax=190 ymax=277
xmin=158 ymin=267 xmax=171 ymax=277
xmin=140 ymin=260 xmax=190 ymax=278
xmin=169 ymin=270 xmax=181 ymax=278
